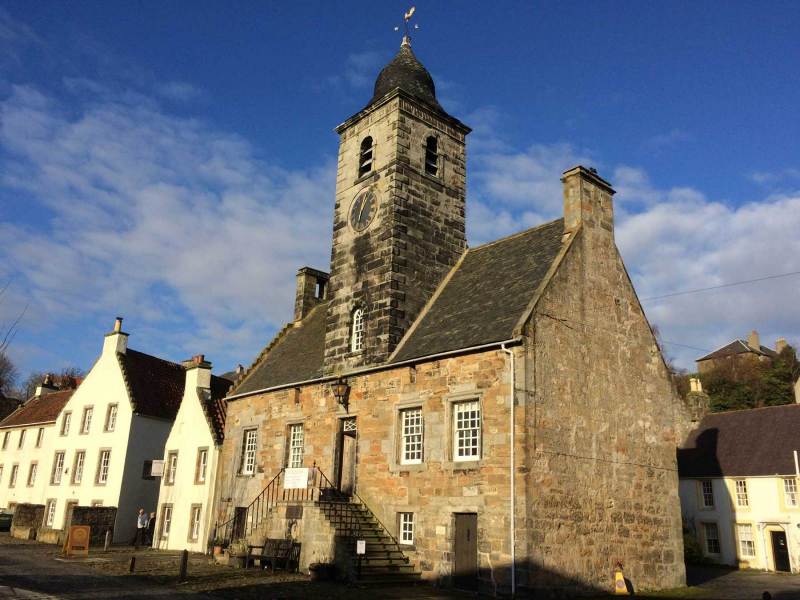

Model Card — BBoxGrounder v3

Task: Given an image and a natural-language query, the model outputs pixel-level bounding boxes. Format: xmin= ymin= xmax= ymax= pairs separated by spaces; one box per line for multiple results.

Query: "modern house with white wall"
xmin=678 ymin=404 xmax=800 ymax=573
xmin=153 ymin=355 xmax=230 ymax=552
xmin=41 ymin=318 xmax=185 ymax=542
xmin=0 ymin=384 xmax=75 ymax=513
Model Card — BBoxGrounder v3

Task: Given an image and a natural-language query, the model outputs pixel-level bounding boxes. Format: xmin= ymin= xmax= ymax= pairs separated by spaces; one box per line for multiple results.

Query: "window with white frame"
xmin=1 ymin=431 xmax=8 ymax=449
xmin=80 ymin=407 xmax=93 ymax=434
xmin=27 ymin=462 xmax=37 ymax=487
xmin=35 ymin=428 xmax=44 ymax=448
xmin=399 ymin=512 xmax=414 ymax=545
xmin=9 ymin=464 xmax=18 ymax=487
xmin=196 ymin=448 xmax=208 ymax=484
xmin=189 ymin=505 xmax=202 ymax=541
xmin=735 ymin=479 xmax=749 ymax=507
xmin=703 ymin=522 xmax=720 ymax=554
xmin=161 ymin=504 xmax=173 ymax=539
xmin=166 ymin=451 xmax=178 ymax=485
xmin=287 ymin=424 xmax=304 ymax=468
xmin=104 ymin=404 xmax=118 ymax=432
xmin=784 ymin=478 xmax=798 ymax=507
xmin=700 ymin=480 xmax=714 ymax=508
xmin=60 ymin=412 xmax=71 ymax=436
xmin=351 ymin=308 xmax=365 ymax=353
xmin=18 ymin=429 xmax=25 ymax=449
xmin=51 ymin=452 xmax=65 ymax=485
xmin=45 ymin=499 xmax=56 ymax=527
xmin=96 ymin=449 xmax=110 ymax=484
xmin=736 ymin=523 xmax=755 ymax=557
xmin=453 ymin=400 xmax=481 ymax=461
xmin=400 ymin=408 xmax=423 ymax=465
xmin=240 ymin=429 xmax=257 ymax=475
xmin=72 ymin=451 xmax=85 ymax=484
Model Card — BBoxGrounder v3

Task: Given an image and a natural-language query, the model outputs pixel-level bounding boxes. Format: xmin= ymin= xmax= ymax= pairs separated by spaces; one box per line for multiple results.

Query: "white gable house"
xmin=153 ymin=355 xmax=230 ymax=552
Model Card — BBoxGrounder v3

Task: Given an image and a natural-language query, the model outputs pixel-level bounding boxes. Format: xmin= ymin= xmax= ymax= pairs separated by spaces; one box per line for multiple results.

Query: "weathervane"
xmin=394 ymin=6 xmax=419 ymax=45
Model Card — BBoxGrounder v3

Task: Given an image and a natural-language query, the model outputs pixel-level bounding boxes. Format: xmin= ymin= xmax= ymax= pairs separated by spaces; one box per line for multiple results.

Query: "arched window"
xmin=424 ymin=136 xmax=438 ymax=176
xmin=358 ymin=137 xmax=374 ymax=177
xmin=351 ymin=308 xmax=365 ymax=353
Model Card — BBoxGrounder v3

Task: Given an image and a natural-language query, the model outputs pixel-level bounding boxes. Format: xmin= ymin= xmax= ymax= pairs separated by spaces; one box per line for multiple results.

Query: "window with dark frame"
xmin=96 ymin=449 xmax=110 ymax=484
xmin=35 ymin=428 xmax=44 ymax=448
xmin=189 ymin=504 xmax=202 ymax=541
xmin=700 ymin=480 xmax=714 ymax=508
xmin=424 ymin=136 xmax=438 ymax=176
xmin=26 ymin=462 xmax=37 ymax=487
xmin=17 ymin=429 xmax=25 ymax=449
xmin=9 ymin=464 xmax=18 ymax=487
xmin=351 ymin=308 xmax=365 ymax=353
xmin=703 ymin=522 xmax=720 ymax=554
xmin=104 ymin=404 xmax=118 ymax=432
xmin=160 ymin=504 xmax=173 ymax=539
xmin=80 ymin=407 xmax=93 ymax=434
xmin=358 ymin=136 xmax=374 ymax=177
xmin=60 ymin=412 xmax=71 ymax=436
xmin=2 ymin=431 xmax=8 ymax=449
xmin=166 ymin=451 xmax=178 ymax=485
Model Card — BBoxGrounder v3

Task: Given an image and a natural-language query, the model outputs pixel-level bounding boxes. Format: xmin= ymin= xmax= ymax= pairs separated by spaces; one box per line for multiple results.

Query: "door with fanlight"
xmin=335 ymin=417 xmax=357 ymax=495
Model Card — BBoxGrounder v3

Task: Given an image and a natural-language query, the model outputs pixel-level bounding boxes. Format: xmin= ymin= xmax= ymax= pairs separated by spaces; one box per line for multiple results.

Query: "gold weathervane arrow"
xmin=394 ymin=6 xmax=419 ymax=43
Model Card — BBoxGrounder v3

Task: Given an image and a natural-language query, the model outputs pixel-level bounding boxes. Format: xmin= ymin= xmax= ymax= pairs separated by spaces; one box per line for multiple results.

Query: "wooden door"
xmin=232 ymin=506 xmax=247 ymax=540
xmin=336 ymin=418 xmax=357 ymax=496
xmin=453 ymin=513 xmax=478 ymax=590
xmin=771 ymin=530 xmax=790 ymax=572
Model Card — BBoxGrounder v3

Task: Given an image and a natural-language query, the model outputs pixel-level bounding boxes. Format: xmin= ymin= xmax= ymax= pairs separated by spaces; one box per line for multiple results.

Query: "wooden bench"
xmin=246 ymin=538 xmax=301 ymax=572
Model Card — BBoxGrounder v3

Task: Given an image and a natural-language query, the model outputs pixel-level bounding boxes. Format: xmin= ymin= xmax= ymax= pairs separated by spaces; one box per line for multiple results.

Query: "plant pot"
xmin=309 ymin=563 xmax=335 ymax=582
xmin=212 ymin=545 xmax=223 ymax=556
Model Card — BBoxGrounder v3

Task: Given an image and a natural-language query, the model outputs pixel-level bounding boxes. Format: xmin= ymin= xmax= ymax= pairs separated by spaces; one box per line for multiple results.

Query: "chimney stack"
xmin=748 ymin=330 xmax=761 ymax=352
xmin=183 ymin=354 xmax=212 ymax=390
xmin=294 ymin=267 xmax=330 ymax=321
xmin=103 ymin=316 xmax=129 ymax=356
xmin=561 ymin=165 xmax=616 ymax=236
xmin=34 ymin=374 xmax=58 ymax=398
xmin=776 ymin=337 xmax=788 ymax=354
xmin=689 ymin=377 xmax=703 ymax=393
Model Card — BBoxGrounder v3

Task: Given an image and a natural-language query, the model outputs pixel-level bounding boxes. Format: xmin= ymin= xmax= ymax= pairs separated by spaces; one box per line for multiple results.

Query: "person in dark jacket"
xmin=145 ymin=511 xmax=156 ymax=545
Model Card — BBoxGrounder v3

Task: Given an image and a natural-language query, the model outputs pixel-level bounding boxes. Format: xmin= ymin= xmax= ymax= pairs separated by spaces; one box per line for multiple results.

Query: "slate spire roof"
xmin=368 ymin=38 xmax=443 ymax=113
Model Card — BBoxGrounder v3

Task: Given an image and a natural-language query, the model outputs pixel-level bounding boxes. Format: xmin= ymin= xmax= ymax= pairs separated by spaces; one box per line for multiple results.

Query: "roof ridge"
xmin=126 ymin=347 xmax=183 ymax=369
xmin=702 ymin=403 xmax=800 ymax=417
xmin=468 ymin=218 xmax=562 ymax=253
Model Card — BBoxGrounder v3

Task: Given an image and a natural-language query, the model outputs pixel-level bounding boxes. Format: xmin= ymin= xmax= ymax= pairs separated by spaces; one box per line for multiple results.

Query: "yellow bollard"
xmin=614 ymin=561 xmax=630 ymax=595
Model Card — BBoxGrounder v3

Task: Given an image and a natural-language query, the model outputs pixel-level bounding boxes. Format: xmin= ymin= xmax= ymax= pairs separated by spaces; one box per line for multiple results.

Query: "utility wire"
xmin=641 ymin=270 xmax=800 ymax=302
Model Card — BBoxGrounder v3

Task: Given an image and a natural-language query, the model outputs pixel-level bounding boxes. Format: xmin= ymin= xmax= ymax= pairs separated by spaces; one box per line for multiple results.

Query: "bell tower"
xmin=323 ymin=34 xmax=471 ymax=374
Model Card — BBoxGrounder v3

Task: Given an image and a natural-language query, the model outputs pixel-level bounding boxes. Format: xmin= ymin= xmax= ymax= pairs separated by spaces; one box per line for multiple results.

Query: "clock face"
xmin=349 ymin=189 xmax=377 ymax=232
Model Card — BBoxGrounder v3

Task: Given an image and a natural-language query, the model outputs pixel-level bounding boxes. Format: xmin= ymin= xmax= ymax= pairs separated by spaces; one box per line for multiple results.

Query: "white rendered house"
xmin=153 ymin=355 xmax=230 ymax=552
xmin=679 ymin=404 xmax=800 ymax=573
xmin=41 ymin=318 xmax=185 ymax=543
xmin=0 ymin=384 xmax=75 ymax=517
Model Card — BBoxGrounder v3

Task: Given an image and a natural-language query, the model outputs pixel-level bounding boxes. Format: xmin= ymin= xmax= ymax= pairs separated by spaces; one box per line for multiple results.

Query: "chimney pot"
xmin=193 ymin=354 xmax=205 ymax=365
xmin=114 ymin=317 xmax=123 ymax=333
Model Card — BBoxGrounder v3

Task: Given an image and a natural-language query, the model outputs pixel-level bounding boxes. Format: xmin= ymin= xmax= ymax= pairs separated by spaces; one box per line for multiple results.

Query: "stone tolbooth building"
xmin=215 ymin=36 xmax=686 ymax=596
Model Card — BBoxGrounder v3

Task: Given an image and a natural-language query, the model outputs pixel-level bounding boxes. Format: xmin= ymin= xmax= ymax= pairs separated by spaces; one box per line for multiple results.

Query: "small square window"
xmin=399 ymin=512 xmax=414 ymax=545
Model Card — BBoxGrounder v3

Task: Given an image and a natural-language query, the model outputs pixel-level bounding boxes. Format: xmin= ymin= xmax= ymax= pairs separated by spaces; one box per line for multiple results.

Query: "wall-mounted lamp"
xmin=332 ymin=377 xmax=350 ymax=412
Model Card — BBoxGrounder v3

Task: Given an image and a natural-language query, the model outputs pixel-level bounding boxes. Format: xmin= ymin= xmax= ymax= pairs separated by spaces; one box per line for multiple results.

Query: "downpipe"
xmin=501 ymin=343 xmax=516 ymax=596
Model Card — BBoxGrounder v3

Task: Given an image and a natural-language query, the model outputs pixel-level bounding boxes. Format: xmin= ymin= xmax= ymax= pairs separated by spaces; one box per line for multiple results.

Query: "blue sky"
xmin=1 ymin=1 xmax=799 ymax=383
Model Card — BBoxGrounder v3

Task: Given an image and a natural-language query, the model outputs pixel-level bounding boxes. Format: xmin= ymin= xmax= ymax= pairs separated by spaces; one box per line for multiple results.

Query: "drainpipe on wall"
xmin=501 ymin=343 xmax=516 ymax=596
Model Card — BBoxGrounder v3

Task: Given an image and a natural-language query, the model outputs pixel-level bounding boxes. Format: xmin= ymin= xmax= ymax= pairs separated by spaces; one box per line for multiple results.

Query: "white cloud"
xmin=0 ymin=82 xmax=335 ymax=368
xmin=749 ymin=167 xmax=800 ymax=185
xmin=643 ymin=128 xmax=693 ymax=151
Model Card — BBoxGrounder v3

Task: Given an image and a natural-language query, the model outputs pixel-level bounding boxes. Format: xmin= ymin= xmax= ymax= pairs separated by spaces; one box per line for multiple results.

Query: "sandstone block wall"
xmin=524 ymin=209 xmax=686 ymax=591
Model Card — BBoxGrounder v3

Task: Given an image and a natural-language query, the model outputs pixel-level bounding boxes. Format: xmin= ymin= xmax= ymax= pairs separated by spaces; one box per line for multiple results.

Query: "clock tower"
xmin=323 ymin=36 xmax=471 ymax=374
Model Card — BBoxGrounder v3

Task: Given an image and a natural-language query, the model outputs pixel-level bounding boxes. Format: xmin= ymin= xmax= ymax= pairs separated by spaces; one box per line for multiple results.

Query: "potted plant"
xmin=210 ymin=537 xmax=226 ymax=556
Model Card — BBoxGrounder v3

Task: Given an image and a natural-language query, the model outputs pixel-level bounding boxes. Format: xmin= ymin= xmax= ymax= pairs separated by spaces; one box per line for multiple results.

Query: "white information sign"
xmin=284 ymin=467 xmax=310 ymax=489
xmin=356 ymin=540 xmax=366 ymax=555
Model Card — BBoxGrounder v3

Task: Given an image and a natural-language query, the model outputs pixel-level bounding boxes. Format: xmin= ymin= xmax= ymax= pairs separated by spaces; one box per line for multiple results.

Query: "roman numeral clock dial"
xmin=349 ymin=189 xmax=377 ymax=232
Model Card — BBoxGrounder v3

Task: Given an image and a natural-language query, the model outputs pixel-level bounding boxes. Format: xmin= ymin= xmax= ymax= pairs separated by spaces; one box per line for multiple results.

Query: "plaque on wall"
xmin=286 ymin=505 xmax=303 ymax=520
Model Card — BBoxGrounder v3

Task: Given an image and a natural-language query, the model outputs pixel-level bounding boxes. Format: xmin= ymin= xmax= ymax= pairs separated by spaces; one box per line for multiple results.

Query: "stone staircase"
xmin=317 ymin=497 xmax=421 ymax=584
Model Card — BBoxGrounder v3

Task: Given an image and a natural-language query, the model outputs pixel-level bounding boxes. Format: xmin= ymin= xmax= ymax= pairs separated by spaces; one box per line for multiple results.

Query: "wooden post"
xmin=104 ymin=530 xmax=111 ymax=552
xmin=129 ymin=556 xmax=136 ymax=573
xmin=179 ymin=549 xmax=189 ymax=582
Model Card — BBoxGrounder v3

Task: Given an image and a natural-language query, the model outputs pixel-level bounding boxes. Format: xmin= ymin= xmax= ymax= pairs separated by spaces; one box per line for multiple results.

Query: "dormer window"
xmin=358 ymin=136 xmax=374 ymax=177
xmin=424 ymin=136 xmax=438 ymax=176
xmin=351 ymin=308 xmax=365 ymax=353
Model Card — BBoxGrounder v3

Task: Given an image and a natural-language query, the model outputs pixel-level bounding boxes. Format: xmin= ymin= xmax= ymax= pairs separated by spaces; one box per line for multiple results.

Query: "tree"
xmin=0 ymin=351 xmax=18 ymax=397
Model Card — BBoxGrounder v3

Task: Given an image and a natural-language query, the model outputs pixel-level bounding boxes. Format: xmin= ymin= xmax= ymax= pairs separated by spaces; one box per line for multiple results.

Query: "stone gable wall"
xmin=218 ymin=350 xmax=516 ymax=591
xmin=524 ymin=221 xmax=686 ymax=593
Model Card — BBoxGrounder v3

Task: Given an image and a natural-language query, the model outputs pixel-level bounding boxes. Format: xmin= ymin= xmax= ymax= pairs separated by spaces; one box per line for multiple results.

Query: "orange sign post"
xmin=65 ymin=525 xmax=91 ymax=557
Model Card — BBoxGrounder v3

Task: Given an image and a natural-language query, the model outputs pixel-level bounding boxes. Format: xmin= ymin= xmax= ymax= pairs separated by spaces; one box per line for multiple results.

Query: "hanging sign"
xmin=284 ymin=467 xmax=310 ymax=489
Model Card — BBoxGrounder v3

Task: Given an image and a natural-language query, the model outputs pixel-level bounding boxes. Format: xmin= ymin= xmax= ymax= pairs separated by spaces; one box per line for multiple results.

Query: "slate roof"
xmin=697 ymin=339 xmax=778 ymax=362
xmin=369 ymin=43 xmax=443 ymax=113
xmin=0 ymin=389 xmax=75 ymax=428
xmin=234 ymin=303 xmax=328 ymax=395
xmin=677 ymin=404 xmax=800 ymax=477
xmin=391 ymin=218 xmax=565 ymax=362
xmin=118 ymin=349 xmax=185 ymax=420
xmin=232 ymin=219 xmax=566 ymax=397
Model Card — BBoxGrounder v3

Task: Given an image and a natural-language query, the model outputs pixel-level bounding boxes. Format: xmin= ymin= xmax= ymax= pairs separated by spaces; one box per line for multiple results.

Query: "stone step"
xmin=354 ymin=557 xmax=411 ymax=567
xmin=355 ymin=572 xmax=423 ymax=583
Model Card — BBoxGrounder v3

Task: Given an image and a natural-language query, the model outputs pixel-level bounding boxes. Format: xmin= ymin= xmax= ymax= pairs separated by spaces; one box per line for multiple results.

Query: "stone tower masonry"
xmin=323 ymin=38 xmax=471 ymax=374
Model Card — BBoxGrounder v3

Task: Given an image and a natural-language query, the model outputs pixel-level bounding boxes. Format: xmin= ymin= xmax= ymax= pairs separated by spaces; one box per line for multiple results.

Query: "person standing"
xmin=131 ymin=508 xmax=148 ymax=547
xmin=145 ymin=511 xmax=156 ymax=545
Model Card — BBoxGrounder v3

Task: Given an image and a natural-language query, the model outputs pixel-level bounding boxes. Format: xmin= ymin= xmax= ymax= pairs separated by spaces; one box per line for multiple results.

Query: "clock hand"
xmin=357 ymin=199 xmax=367 ymax=223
